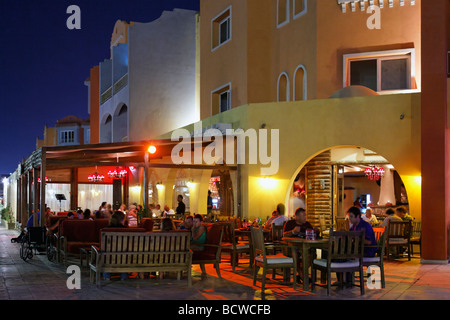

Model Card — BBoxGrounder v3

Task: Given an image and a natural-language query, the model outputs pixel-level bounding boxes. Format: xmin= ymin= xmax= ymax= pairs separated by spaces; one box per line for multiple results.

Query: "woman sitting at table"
xmin=126 ymin=205 xmax=138 ymax=227
xmin=191 ymin=214 xmax=207 ymax=251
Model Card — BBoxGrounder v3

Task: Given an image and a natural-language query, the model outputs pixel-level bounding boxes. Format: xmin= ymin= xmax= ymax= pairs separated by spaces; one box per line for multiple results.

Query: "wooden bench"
xmin=58 ymin=219 xmax=110 ymax=266
xmin=89 ymin=230 xmax=192 ymax=288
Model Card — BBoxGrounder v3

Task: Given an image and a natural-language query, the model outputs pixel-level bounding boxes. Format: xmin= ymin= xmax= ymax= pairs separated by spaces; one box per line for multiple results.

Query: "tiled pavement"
xmin=1 ymin=225 xmax=450 ymax=301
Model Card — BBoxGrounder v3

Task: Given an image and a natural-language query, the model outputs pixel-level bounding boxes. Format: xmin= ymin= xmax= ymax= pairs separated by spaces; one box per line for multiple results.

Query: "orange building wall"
xmin=200 ymin=0 xmax=248 ymax=120
xmin=316 ymin=0 xmax=421 ymax=99
xmin=200 ymin=0 xmax=421 ymax=119
xmin=89 ymin=66 xmax=100 ymax=144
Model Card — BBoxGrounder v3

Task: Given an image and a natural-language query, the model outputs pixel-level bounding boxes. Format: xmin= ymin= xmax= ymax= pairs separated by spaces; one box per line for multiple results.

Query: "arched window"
xmin=100 ymin=114 xmax=113 ymax=143
xmin=277 ymin=72 xmax=290 ymax=102
xmin=113 ymin=103 xmax=128 ymax=142
xmin=293 ymin=65 xmax=307 ymax=101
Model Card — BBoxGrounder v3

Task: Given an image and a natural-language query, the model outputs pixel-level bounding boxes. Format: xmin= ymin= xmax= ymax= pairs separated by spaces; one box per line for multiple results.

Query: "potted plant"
xmin=1 ymin=207 xmax=15 ymax=230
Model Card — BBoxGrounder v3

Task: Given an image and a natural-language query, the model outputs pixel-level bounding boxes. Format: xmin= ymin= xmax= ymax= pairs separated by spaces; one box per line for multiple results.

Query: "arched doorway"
xmin=209 ymin=169 xmax=234 ymax=218
xmin=287 ymin=147 xmax=411 ymax=229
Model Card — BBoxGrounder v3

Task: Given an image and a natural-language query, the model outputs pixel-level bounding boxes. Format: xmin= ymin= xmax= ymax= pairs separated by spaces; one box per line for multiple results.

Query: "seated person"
xmin=107 ymin=211 xmax=127 ymax=228
xmin=272 ymin=203 xmax=289 ymax=226
xmin=191 ymin=214 xmax=207 ymax=251
xmin=283 ymin=207 xmax=316 ymax=283
xmin=160 ymin=217 xmax=175 ymax=231
xmin=126 ymin=205 xmax=138 ymax=227
xmin=264 ymin=210 xmax=279 ymax=231
xmin=162 ymin=205 xmax=175 ymax=217
xmin=83 ymin=209 xmax=93 ymax=220
xmin=362 ymin=208 xmax=378 ymax=226
xmin=178 ymin=216 xmax=193 ymax=230
xmin=283 ymin=207 xmax=314 ymax=237
xmin=104 ymin=211 xmax=128 ymax=280
xmin=26 ymin=211 xmax=40 ymax=228
xmin=396 ymin=206 xmax=413 ymax=221
xmin=348 ymin=206 xmax=377 ymax=257
xmin=380 ymin=208 xmax=402 ymax=228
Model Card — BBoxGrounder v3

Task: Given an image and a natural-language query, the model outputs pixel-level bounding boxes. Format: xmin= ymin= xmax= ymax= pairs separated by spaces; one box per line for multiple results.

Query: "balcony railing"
xmin=100 ymin=73 xmax=128 ymax=105
xmin=113 ymin=73 xmax=128 ymax=95
xmin=100 ymin=87 xmax=112 ymax=105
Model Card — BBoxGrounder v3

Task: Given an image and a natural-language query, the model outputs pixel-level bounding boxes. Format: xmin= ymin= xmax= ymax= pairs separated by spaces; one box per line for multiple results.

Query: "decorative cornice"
xmin=337 ymin=0 xmax=415 ymax=13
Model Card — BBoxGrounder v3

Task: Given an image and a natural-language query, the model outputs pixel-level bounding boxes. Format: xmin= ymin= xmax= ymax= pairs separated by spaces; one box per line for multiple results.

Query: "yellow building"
xmin=162 ymin=0 xmax=450 ymax=261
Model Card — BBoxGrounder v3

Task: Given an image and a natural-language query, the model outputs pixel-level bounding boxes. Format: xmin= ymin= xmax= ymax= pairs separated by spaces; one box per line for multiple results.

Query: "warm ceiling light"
xmin=148 ymin=145 xmax=157 ymax=154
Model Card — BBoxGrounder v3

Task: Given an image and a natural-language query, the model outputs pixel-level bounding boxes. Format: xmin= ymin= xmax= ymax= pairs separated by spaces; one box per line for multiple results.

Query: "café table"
xmin=282 ymin=236 xmax=329 ymax=290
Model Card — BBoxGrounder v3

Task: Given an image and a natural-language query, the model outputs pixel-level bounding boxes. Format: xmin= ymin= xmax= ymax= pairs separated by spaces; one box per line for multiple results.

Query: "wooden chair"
xmin=335 ymin=217 xmax=350 ymax=231
xmin=192 ymin=223 xmax=224 ymax=279
xmin=311 ymin=230 xmax=365 ymax=296
xmin=409 ymin=220 xmax=422 ymax=257
xmin=220 ymin=222 xmax=251 ymax=271
xmin=251 ymin=227 xmax=297 ymax=292
xmin=362 ymin=227 xmax=387 ymax=288
xmin=386 ymin=220 xmax=412 ymax=261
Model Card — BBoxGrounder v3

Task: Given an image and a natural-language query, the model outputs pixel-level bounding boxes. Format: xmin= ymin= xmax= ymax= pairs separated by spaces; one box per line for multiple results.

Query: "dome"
xmin=329 ymin=85 xmax=379 ymax=99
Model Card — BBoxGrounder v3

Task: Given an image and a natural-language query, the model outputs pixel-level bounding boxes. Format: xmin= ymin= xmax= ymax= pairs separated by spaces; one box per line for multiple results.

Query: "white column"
xmin=378 ymin=165 xmax=396 ymax=205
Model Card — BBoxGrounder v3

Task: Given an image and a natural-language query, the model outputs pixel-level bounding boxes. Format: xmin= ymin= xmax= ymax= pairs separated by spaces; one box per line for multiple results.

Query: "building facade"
xmin=88 ymin=9 xmax=200 ymax=145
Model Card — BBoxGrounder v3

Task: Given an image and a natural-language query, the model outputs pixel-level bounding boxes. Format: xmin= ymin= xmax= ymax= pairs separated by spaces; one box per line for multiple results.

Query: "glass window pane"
xmin=381 ymin=58 xmax=408 ymax=90
xmin=350 ymin=59 xmax=377 ymax=91
xmin=219 ymin=18 xmax=229 ymax=44
xmin=220 ymin=91 xmax=229 ymax=113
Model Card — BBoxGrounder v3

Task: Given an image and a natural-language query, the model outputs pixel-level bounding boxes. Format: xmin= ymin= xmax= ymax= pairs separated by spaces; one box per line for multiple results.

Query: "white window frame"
xmin=211 ymin=82 xmax=232 ymax=115
xmin=60 ymin=130 xmax=75 ymax=144
xmin=277 ymin=0 xmax=290 ymax=28
xmin=211 ymin=6 xmax=232 ymax=52
xmin=293 ymin=64 xmax=307 ymax=101
xmin=293 ymin=0 xmax=307 ymax=19
xmin=343 ymin=48 xmax=417 ymax=94
xmin=277 ymin=72 xmax=290 ymax=102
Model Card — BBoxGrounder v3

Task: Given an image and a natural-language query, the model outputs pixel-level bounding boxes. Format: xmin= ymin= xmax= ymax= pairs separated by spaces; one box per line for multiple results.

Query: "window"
xmin=293 ymin=0 xmax=307 ymax=19
xmin=293 ymin=65 xmax=307 ymax=101
xmin=277 ymin=72 xmax=290 ymax=102
xmin=211 ymin=83 xmax=231 ymax=115
xmin=212 ymin=7 xmax=231 ymax=51
xmin=344 ymin=49 xmax=415 ymax=93
xmin=60 ymin=130 xmax=75 ymax=144
xmin=277 ymin=0 xmax=289 ymax=28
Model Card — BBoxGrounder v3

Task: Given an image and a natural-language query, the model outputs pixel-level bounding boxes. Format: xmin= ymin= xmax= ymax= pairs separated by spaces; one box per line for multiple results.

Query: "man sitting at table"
xmin=283 ymin=207 xmax=314 ymax=237
xmin=283 ymin=207 xmax=315 ymax=284
xmin=348 ymin=206 xmax=377 ymax=257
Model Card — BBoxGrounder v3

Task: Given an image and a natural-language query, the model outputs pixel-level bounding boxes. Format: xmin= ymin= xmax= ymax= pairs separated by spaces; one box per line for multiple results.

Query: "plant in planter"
xmin=1 ymin=207 xmax=15 ymax=229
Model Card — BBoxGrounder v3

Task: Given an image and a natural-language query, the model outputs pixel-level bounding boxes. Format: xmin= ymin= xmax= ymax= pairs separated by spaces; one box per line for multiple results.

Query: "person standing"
xmin=176 ymin=195 xmax=186 ymax=217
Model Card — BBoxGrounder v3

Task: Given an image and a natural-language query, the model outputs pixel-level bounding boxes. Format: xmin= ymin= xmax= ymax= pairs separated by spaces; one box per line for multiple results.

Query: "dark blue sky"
xmin=0 ymin=0 xmax=200 ymax=175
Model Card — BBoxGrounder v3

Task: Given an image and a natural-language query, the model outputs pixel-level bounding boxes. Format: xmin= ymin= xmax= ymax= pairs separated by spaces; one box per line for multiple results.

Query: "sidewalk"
xmin=1 ymin=225 xmax=450 ymax=300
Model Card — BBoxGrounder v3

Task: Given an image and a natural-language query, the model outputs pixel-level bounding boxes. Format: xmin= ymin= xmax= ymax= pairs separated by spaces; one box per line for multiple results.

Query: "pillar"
xmin=421 ymin=0 xmax=449 ymax=263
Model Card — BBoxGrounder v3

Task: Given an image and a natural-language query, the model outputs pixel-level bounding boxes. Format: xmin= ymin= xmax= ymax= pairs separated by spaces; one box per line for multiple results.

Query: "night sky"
xmin=0 ymin=0 xmax=200 ymax=175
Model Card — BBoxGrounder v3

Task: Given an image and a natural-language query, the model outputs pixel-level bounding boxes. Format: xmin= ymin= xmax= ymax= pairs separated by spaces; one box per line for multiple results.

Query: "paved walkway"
xmin=1 ymin=225 xmax=450 ymax=301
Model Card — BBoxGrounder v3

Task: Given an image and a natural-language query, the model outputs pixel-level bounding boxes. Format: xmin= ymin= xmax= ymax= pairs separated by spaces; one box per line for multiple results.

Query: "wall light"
xmin=259 ymin=177 xmax=277 ymax=189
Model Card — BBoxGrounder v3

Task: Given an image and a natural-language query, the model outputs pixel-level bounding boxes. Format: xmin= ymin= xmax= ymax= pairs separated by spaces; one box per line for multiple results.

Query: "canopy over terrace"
xmin=17 ymin=138 xmax=238 ymax=227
